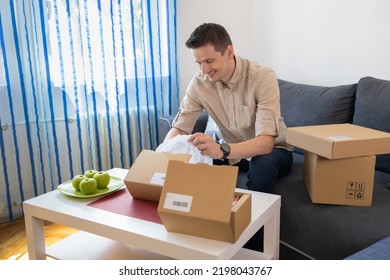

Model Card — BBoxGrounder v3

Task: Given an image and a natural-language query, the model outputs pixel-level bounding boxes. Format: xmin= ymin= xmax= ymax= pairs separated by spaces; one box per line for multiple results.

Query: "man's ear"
xmin=226 ymin=45 xmax=234 ymax=58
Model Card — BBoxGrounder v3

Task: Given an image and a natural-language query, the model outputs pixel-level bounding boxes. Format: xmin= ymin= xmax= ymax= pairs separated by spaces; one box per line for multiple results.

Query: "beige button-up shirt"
xmin=172 ymin=56 xmax=293 ymax=163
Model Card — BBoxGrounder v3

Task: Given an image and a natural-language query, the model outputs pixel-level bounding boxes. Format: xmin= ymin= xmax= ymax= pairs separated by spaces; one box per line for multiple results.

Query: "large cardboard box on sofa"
xmin=304 ymin=151 xmax=376 ymax=206
xmin=286 ymin=123 xmax=390 ymax=159
xmin=124 ymin=150 xmax=192 ymax=202
xmin=157 ymin=160 xmax=251 ymax=243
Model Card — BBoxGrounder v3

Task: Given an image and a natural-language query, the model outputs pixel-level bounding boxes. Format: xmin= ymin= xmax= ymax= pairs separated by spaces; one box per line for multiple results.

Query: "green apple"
xmin=71 ymin=174 xmax=87 ymax=191
xmin=84 ymin=169 xmax=98 ymax=178
xmin=79 ymin=178 xmax=97 ymax=195
xmin=93 ymin=171 xmax=110 ymax=189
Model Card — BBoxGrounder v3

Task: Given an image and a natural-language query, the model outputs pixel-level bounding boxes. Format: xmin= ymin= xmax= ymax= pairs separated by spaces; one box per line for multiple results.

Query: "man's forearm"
xmin=164 ymin=127 xmax=188 ymax=142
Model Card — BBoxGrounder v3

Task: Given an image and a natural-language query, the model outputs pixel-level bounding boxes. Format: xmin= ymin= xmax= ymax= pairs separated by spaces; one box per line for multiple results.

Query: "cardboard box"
xmin=157 ymin=160 xmax=251 ymax=243
xmin=304 ymin=151 xmax=376 ymax=206
xmin=286 ymin=124 xmax=390 ymax=159
xmin=124 ymin=150 xmax=192 ymax=202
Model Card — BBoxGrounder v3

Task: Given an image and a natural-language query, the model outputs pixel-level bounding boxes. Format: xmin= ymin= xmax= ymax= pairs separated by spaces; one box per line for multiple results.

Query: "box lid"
xmin=286 ymin=124 xmax=390 ymax=159
xmin=158 ymin=160 xmax=238 ymax=223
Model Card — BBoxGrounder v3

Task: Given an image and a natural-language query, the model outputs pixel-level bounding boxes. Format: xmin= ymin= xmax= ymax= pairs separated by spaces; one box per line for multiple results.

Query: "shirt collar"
xmin=216 ymin=55 xmax=241 ymax=89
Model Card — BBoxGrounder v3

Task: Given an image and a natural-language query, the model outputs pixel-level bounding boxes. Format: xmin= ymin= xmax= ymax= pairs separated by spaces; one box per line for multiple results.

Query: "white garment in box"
xmin=156 ymin=135 xmax=213 ymax=165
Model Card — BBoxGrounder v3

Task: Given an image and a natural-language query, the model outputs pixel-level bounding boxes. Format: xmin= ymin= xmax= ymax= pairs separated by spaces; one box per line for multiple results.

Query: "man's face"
xmin=191 ymin=43 xmax=234 ymax=83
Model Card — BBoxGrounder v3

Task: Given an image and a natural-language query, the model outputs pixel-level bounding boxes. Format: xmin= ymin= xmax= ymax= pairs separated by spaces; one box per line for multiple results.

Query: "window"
xmin=46 ymin=0 xmax=170 ymax=97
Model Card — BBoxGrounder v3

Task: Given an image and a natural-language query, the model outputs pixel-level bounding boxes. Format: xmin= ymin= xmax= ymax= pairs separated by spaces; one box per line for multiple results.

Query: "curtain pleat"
xmin=0 ymin=0 xmax=179 ymax=223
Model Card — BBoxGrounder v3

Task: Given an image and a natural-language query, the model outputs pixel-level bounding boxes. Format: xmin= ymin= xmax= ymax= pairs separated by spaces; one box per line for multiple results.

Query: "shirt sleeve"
xmin=254 ymin=69 xmax=282 ymax=137
xmin=171 ymin=76 xmax=204 ymax=134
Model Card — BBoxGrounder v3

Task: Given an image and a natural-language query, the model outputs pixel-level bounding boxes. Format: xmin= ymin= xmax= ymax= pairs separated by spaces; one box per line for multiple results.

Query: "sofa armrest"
xmin=158 ymin=111 xmax=209 ymax=144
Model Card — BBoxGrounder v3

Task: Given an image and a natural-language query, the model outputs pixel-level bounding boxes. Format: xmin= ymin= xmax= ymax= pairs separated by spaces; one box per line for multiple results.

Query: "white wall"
xmin=177 ymin=0 xmax=390 ymax=90
xmin=177 ymin=0 xmax=256 ymax=96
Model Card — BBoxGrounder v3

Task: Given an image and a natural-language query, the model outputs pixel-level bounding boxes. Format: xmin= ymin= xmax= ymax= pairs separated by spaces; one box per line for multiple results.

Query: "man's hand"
xmin=188 ymin=132 xmax=223 ymax=159
xmin=188 ymin=132 xmax=275 ymax=160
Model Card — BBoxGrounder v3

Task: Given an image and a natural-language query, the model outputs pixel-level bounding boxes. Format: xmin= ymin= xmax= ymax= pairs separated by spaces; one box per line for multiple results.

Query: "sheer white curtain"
xmin=0 ymin=0 xmax=179 ymax=223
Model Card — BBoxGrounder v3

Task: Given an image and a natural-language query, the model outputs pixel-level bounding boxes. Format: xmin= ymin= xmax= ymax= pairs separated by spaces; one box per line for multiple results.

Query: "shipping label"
xmin=163 ymin=192 xmax=193 ymax=212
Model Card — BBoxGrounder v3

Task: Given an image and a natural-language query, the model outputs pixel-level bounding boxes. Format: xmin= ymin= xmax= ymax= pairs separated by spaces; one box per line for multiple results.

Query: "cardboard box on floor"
xmin=124 ymin=150 xmax=192 ymax=202
xmin=286 ymin=123 xmax=390 ymax=159
xmin=304 ymin=151 xmax=376 ymax=206
xmin=157 ymin=160 xmax=251 ymax=243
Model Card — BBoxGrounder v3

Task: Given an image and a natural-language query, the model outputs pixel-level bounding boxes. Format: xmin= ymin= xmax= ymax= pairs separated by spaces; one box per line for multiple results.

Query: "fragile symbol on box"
xmin=346 ymin=181 xmax=365 ymax=200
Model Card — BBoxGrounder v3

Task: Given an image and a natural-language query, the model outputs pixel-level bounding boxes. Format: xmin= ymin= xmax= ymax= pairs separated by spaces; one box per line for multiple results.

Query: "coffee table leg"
xmin=263 ymin=210 xmax=280 ymax=259
xmin=25 ymin=214 xmax=46 ymax=260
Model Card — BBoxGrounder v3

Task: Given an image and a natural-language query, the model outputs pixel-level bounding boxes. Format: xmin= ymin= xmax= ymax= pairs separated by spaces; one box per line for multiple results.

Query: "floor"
xmin=0 ymin=217 xmax=78 ymax=260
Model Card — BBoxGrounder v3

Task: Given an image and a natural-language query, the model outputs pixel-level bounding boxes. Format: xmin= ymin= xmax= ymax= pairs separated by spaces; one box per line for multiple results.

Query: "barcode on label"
xmin=163 ymin=192 xmax=192 ymax=212
xmin=172 ymin=201 xmax=188 ymax=208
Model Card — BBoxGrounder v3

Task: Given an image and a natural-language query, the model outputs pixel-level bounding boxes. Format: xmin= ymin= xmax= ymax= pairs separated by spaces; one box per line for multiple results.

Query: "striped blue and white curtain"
xmin=0 ymin=0 xmax=179 ymax=223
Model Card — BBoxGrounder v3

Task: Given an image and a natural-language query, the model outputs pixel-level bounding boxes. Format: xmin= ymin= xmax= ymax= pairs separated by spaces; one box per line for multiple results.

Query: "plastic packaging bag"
xmin=156 ymin=135 xmax=213 ymax=165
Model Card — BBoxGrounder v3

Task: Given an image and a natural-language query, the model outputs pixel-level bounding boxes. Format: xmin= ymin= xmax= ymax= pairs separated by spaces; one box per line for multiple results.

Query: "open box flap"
xmin=159 ymin=160 xmax=238 ymax=223
xmin=125 ymin=150 xmax=192 ymax=184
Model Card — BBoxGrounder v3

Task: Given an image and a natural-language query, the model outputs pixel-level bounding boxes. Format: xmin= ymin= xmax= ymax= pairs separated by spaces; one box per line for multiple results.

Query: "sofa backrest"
xmin=279 ymin=79 xmax=357 ymax=154
xmin=279 ymin=79 xmax=357 ymax=127
xmin=353 ymin=76 xmax=390 ymax=173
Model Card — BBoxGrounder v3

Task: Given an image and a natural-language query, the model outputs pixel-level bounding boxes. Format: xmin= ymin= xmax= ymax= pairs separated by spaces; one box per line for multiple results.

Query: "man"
xmin=165 ymin=23 xmax=293 ymax=194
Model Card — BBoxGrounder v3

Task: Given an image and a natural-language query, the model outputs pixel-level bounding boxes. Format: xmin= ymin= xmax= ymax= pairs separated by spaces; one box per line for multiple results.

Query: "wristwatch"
xmin=220 ymin=143 xmax=231 ymax=160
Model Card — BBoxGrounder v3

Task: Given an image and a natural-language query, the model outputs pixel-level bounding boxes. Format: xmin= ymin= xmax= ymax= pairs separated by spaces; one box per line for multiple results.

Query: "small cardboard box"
xmin=124 ymin=150 xmax=192 ymax=202
xmin=304 ymin=151 xmax=376 ymax=206
xmin=157 ymin=160 xmax=251 ymax=243
xmin=286 ymin=124 xmax=390 ymax=159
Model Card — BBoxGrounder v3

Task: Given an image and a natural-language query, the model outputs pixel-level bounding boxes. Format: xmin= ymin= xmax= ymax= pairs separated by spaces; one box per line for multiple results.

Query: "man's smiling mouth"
xmin=207 ymin=70 xmax=216 ymax=79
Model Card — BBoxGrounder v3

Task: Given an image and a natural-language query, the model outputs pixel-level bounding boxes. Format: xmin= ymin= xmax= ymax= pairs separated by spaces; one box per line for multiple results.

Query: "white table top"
xmin=23 ymin=168 xmax=281 ymax=260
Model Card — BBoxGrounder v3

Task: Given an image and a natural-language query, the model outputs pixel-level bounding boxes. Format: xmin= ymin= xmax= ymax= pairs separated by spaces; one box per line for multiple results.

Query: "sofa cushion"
xmin=279 ymin=79 xmax=357 ymax=127
xmin=353 ymin=76 xmax=390 ymax=173
xmin=279 ymin=79 xmax=357 ymax=154
xmin=345 ymin=236 xmax=390 ymax=260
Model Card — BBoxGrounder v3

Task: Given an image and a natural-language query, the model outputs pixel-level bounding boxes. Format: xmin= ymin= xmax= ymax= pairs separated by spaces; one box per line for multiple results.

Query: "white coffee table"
xmin=23 ymin=168 xmax=281 ymax=260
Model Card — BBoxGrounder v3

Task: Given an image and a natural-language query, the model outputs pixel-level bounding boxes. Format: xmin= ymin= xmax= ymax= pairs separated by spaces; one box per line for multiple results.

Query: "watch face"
xmin=220 ymin=143 xmax=230 ymax=159
xmin=221 ymin=143 xmax=230 ymax=153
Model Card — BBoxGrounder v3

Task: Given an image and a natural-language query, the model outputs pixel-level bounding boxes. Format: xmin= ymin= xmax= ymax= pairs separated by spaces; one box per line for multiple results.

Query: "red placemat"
xmin=87 ymin=188 xmax=162 ymax=224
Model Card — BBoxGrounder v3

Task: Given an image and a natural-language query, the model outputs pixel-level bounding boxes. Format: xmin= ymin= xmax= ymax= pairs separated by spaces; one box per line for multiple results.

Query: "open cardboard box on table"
xmin=286 ymin=124 xmax=390 ymax=206
xmin=124 ymin=150 xmax=192 ymax=202
xmin=157 ymin=160 xmax=251 ymax=243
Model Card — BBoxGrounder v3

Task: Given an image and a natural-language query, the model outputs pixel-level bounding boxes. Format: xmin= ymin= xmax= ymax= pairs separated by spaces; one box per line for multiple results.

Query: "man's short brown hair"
xmin=185 ymin=23 xmax=232 ymax=54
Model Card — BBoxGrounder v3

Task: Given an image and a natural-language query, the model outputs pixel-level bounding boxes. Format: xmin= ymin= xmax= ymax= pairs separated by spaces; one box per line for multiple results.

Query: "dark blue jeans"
xmin=214 ymin=148 xmax=293 ymax=252
xmin=214 ymin=147 xmax=293 ymax=194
